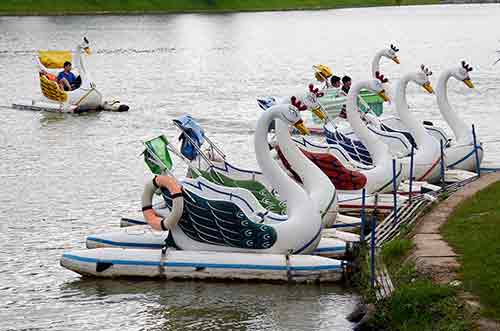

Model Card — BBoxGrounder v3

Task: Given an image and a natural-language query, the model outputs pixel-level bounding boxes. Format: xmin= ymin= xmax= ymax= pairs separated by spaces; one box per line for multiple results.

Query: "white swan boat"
xmin=13 ymin=37 xmax=129 ymax=113
xmin=393 ymin=66 xmax=442 ymax=183
xmin=434 ymin=61 xmax=483 ymax=171
xmin=61 ymin=105 xmax=345 ymax=281
xmin=84 ymin=103 xmax=360 ymax=259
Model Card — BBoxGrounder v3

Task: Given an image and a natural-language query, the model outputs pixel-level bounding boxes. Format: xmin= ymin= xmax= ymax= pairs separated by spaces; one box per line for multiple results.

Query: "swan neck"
xmin=347 ymin=82 xmax=390 ymax=164
xmin=436 ymin=69 xmax=471 ymax=142
xmin=371 ymin=50 xmax=384 ymax=78
xmin=255 ymin=109 xmax=309 ymax=215
xmin=74 ymin=45 xmax=88 ymax=81
xmin=394 ymin=73 xmax=430 ymax=144
xmin=275 ymin=120 xmax=334 ymax=208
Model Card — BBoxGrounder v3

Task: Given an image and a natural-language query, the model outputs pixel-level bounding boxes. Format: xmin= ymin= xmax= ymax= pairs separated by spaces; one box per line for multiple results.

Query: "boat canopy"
xmin=38 ymin=50 xmax=72 ymax=69
xmin=173 ymin=115 xmax=205 ymax=161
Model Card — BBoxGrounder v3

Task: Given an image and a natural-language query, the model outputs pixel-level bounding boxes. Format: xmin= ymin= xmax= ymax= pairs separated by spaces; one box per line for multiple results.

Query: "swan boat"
xmin=85 ymin=103 xmax=361 ymax=259
xmin=433 ymin=61 xmax=483 ymax=171
xmin=61 ymin=105 xmax=346 ymax=281
xmin=12 ymin=37 xmax=129 ymax=113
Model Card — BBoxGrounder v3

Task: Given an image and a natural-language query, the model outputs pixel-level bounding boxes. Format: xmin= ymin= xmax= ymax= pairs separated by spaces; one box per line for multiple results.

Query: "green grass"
xmin=0 ymin=0 xmax=440 ymax=15
xmin=369 ymin=280 xmax=474 ymax=331
xmin=354 ymin=244 xmax=474 ymax=331
xmin=442 ymin=181 xmax=500 ymax=320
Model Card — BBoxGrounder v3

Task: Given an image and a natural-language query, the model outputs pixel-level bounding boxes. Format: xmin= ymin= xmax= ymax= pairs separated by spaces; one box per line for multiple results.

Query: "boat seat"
xmin=39 ymin=74 xmax=68 ymax=102
xmin=276 ymin=147 xmax=367 ymax=191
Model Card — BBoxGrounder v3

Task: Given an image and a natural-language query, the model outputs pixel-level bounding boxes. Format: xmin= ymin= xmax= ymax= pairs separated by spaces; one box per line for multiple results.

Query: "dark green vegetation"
xmin=0 ymin=0 xmax=440 ymax=15
xmin=442 ymin=182 xmax=500 ymax=320
xmin=355 ymin=237 xmax=474 ymax=330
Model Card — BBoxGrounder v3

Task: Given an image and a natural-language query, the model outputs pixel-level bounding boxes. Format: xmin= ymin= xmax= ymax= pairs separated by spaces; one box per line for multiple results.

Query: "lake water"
xmin=1 ymin=4 xmax=500 ymax=330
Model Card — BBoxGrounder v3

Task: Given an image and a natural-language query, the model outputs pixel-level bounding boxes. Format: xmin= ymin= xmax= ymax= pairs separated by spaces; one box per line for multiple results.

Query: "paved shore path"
xmin=412 ymin=172 xmax=500 ymax=284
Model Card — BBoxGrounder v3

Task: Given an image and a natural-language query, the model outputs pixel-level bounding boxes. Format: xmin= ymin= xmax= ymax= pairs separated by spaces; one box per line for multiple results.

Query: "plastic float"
xmin=12 ymin=37 xmax=129 ymax=113
xmin=61 ymin=105 xmax=345 ymax=281
xmin=60 ymin=248 xmax=343 ymax=282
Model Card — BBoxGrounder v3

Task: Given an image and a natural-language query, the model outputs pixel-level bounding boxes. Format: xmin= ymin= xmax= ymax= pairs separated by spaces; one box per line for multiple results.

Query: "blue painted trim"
xmin=183 ymin=180 xmax=256 ymax=212
xmin=62 ymin=254 xmax=342 ymax=271
xmin=212 ymin=160 xmax=263 ymax=176
xmin=367 ymin=126 xmax=410 ymax=150
xmin=313 ymin=246 xmax=346 ymax=253
xmin=426 ymin=126 xmax=448 ymax=143
xmin=87 ymin=237 xmax=163 ymax=249
xmin=293 ymin=227 xmax=323 ymax=254
xmin=448 ymin=145 xmax=484 ymax=168
xmin=332 ymin=223 xmax=362 ymax=228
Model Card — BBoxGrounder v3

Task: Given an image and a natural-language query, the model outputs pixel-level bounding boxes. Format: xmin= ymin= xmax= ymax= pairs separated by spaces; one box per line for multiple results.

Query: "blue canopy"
xmin=173 ymin=115 xmax=205 ymax=161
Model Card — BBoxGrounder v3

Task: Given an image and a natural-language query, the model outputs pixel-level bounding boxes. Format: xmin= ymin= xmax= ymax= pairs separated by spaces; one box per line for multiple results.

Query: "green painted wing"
xmin=191 ymin=169 xmax=287 ymax=215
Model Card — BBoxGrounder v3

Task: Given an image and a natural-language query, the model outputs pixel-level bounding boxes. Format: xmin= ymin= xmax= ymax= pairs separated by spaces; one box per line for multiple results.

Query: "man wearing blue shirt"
xmin=57 ymin=61 xmax=77 ymax=91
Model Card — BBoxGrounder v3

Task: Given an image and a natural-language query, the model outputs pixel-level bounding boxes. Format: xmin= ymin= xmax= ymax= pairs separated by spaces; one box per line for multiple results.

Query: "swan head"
xmin=453 ymin=61 xmax=474 ymax=88
xmin=274 ymin=102 xmax=310 ymax=135
xmin=305 ymin=84 xmax=327 ymax=122
xmin=78 ymin=37 xmax=92 ymax=55
xmin=383 ymin=44 xmax=400 ymax=64
xmin=373 ymin=72 xmax=391 ymax=101
xmin=416 ymin=65 xmax=434 ymax=94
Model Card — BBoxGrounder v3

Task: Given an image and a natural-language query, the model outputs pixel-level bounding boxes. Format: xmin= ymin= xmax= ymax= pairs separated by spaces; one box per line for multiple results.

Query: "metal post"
xmin=409 ymin=144 xmax=414 ymax=203
xmin=392 ymin=158 xmax=398 ymax=224
xmin=472 ymin=124 xmax=481 ymax=177
xmin=440 ymin=139 xmax=445 ymax=188
xmin=370 ymin=212 xmax=376 ymax=289
xmin=360 ymin=188 xmax=366 ymax=242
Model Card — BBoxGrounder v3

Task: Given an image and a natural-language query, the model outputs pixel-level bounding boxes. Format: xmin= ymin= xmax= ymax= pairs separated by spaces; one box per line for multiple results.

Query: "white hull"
xmin=12 ymin=98 xmax=129 ymax=113
xmin=60 ymin=248 xmax=343 ymax=282
xmin=446 ymin=143 xmax=483 ymax=172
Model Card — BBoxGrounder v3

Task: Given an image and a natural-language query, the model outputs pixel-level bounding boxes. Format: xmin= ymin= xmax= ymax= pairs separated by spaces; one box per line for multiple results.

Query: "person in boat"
xmin=330 ymin=75 xmax=341 ymax=88
xmin=341 ymin=75 xmax=352 ymax=95
xmin=57 ymin=61 xmax=77 ymax=91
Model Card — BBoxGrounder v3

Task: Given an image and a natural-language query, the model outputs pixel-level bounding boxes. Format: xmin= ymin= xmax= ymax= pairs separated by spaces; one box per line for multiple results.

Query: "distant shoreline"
xmin=0 ymin=0 xmax=443 ymax=16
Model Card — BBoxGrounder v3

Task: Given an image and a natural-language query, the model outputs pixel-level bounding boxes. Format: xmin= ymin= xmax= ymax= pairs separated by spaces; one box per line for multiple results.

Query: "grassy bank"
xmin=442 ymin=182 xmax=500 ymax=320
xmin=354 ymin=238 xmax=474 ymax=331
xmin=0 ymin=0 xmax=440 ymax=15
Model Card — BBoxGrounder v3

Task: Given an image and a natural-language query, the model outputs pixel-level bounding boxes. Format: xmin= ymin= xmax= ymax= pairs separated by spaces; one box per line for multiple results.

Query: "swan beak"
xmin=311 ymin=106 xmax=327 ymax=122
xmin=294 ymin=120 xmax=310 ymax=135
xmin=378 ymin=90 xmax=390 ymax=102
xmin=422 ymin=82 xmax=434 ymax=94
xmin=84 ymin=47 xmax=92 ymax=55
xmin=392 ymin=56 xmax=400 ymax=64
xmin=463 ymin=79 xmax=475 ymax=88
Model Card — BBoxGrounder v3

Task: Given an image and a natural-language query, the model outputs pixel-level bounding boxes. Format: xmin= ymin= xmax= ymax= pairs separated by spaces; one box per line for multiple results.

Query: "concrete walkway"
xmin=412 ymin=172 xmax=500 ymax=283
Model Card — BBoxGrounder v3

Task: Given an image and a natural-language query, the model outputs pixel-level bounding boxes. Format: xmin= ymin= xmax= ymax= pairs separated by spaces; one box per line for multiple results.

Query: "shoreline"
xmin=0 ymin=1 xmax=443 ymax=16
xmin=0 ymin=1 xmax=496 ymax=17
xmin=352 ymin=172 xmax=500 ymax=330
